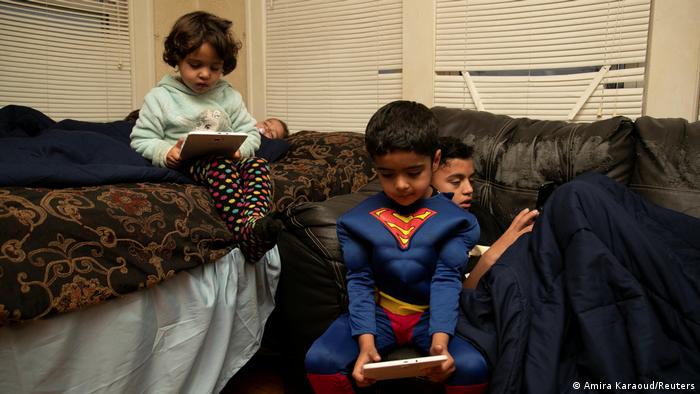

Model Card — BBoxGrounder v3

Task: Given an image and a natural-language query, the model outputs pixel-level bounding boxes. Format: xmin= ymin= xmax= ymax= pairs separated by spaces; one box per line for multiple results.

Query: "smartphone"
xmin=536 ymin=181 xmax=557 ymax=211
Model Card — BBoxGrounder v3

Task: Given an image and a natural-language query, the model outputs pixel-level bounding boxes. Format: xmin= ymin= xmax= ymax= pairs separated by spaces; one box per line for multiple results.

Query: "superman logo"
xmin=370 ymin=207 xmax=436 ymax=249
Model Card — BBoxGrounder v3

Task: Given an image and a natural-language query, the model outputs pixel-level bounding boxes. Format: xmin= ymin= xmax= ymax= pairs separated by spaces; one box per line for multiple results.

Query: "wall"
xmin=143 ymin=0 xmax=699 ymax=121
xmin=644 ymin=0 xmax=700 ymax=120
xmin=131 ymin=0 xmax=249 ymax=110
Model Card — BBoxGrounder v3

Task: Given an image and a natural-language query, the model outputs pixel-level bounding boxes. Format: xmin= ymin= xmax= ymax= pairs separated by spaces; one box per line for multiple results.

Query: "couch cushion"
xmin=630 ymin=117 xmax=700 ymax=218
xmin=270 ymin=131 xmax=376 ymax=213
xmin=282 ymin=181 xmax=380 ymax=265
xmin=431 ymin=107 xmax=636 ymax=240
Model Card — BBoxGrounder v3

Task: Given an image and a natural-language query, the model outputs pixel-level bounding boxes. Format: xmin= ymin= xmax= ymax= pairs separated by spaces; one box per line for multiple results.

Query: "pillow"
xmin=256 ymin=135 xmax=291 ymax=162
xmin=0 ymin=105 xmax=55 ymax=137
xmin=270 ymin=131 xmax=376 ymax=212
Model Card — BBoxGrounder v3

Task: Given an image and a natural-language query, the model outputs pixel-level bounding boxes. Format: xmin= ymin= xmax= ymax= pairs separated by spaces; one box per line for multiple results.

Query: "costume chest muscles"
xmin=340 ymin=193 xmax=471 ymax=301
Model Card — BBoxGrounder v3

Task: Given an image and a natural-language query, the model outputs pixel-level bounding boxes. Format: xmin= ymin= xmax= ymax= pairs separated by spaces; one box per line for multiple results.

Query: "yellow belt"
xmin=376 ymin=290 xmax=429 ymax=316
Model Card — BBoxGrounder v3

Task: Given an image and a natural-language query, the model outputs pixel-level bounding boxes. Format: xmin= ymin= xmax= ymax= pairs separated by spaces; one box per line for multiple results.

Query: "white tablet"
xmin=179 ymin=131 xmax=248 ymax=161
xmin=362 ymin=355 xmax=447 ymax=381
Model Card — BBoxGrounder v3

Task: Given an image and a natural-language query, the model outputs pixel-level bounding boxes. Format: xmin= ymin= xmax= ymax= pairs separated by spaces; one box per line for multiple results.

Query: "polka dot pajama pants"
xmin=187 ymin=155 xmax=275 ymax=262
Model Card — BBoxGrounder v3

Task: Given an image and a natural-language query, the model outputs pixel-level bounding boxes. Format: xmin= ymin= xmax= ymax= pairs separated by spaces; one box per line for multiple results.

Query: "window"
xmin=434 ymin=0 xmax=651 ymax=122
xmin=265 ymin=0 xmax=402 ymax=133
xmin=0 ymin=0 xmax=132 ymax=121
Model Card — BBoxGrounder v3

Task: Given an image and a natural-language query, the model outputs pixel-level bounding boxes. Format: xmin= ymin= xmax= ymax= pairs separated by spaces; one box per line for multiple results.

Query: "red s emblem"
xmin=370 ymin=208 xmax=436 ymax=249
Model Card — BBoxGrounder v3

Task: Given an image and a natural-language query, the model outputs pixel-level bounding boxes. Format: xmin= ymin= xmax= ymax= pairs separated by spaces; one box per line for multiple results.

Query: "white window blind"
xmin=435 ymin=0 xmax=651 ymax=122
xmin=265 ymin=0 xmax=402 ymax=133
xmin=0 ymin=0 xmax=132 ymax=122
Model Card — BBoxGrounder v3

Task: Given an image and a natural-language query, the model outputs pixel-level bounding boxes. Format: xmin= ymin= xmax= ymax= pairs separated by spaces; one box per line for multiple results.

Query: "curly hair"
xmin=162 ymin=11 xmax=241 ymax=75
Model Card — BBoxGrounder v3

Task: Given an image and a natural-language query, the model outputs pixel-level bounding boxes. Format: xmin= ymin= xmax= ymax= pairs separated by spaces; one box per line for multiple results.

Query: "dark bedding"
xmin=0 ymin=105 xmax=375 ymax=326
xmin=457 ymin=172 xmax=700 ymax=393
xmin=0 ymin=106 xmax=239 ymax=326
xmin=0 ymin=105 xmax=192 ymax=187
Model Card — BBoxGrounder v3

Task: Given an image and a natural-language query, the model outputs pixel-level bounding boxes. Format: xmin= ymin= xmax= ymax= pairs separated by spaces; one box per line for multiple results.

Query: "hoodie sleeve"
xmin=130 ymin=92 xmax=173 ymax=168
xmin=226 ymin=89 xmax=260 ymax=159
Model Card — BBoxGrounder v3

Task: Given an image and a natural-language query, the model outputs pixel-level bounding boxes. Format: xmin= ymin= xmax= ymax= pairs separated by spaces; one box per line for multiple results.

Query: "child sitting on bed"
xmin=130 ymin=10 xmax=282 ymax=263
xmin=304 ymin=100 xmax=489 ymax=393
xmin=431 ymin=136 xmax=539 ymax=288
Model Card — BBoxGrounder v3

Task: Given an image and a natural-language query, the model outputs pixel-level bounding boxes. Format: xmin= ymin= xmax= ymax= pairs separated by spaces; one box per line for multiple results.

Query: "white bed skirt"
xmin=0 ymin=247 xmax=281 ymax=394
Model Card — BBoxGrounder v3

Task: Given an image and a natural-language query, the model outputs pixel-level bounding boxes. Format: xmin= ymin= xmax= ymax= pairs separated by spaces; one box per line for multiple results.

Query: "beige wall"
xmin=132 ymin=0 xmax=249 ymax=109
xmin=644 ymin=0 xmax=700 ymax=120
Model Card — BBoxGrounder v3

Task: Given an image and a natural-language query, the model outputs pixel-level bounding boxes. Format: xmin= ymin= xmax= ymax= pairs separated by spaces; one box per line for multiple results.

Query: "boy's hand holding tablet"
xmin=361 ymin=355 xmax=448 ymax=381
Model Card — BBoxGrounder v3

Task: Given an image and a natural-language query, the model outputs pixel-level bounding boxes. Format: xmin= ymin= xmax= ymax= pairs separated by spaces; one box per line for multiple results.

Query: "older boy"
xmin=304 ymin=101 xmax=489 ymax=393
xmin=432 ymin=136 xmax=538 ymax=288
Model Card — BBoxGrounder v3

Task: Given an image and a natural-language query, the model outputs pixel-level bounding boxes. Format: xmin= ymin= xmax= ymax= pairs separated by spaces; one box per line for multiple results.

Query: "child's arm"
xmin=130 ymin=95 xmax=174 ymax=168
xmin=423 ymin=217 xmax=479 ymax=383
xmin=464 ymin=207 xmax=538 ymax=288
xmin=338 ymin=216 xmax=381 ymax=385
xmin=352 ymin=333 xmax=381 ymax=387
xmin=337 ymin=218 xmax=377 ymax=337
xmin=429 ymin=216 xmax=479 ymax=336
xmin=424 ymin=334 xmax=456 ymax=382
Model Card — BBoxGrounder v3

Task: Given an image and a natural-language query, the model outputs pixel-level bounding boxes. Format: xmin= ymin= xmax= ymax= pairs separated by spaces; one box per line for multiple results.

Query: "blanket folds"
xmin=0 ymin=105 xmax=194 ymax=187
xmin=457 ymin=172 xmax=700 ymax=393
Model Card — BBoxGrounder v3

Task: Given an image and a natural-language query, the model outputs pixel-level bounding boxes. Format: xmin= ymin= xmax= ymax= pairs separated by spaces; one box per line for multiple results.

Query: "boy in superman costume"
xmin=305 ymin=101 xmax=489 ymax=393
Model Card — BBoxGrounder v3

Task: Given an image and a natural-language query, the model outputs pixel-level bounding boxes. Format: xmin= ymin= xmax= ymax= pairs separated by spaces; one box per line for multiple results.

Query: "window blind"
xmin=0 ymin=0 xmax=132 ymax=122
xmin=265 ymin=0 xmax=402 ymax=133
xmin=435 ymin=0 xmax=651 ymax=122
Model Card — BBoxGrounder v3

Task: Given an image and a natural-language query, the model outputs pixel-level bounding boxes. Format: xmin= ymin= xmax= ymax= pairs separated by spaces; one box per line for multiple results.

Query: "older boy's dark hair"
xmin=365 ymin=100 xmax=438 ymax=159
xmin=437 ymin=136 xmax=474 ymax=166
xmin=163 ymin=11 xmax=241 ymax=75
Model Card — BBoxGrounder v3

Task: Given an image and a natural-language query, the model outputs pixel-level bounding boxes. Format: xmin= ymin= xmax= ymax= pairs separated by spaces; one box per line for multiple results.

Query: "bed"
xmin=0 ymin=105 xmax=281 ymax=393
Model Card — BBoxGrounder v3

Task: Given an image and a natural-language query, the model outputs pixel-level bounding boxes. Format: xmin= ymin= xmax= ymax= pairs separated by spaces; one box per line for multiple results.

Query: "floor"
xmin=221 ymin=351 xmax=286 ymax=394
xmin=221 ymin=350 xmax=445 ymax=394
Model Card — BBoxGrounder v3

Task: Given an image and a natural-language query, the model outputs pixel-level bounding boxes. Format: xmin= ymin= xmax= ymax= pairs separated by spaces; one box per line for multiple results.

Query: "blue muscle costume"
xmin=305 ymin=192 xmax=489 ymax=393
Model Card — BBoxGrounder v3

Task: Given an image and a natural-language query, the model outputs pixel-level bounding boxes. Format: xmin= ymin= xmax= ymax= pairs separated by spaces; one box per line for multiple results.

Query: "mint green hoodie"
xmin=130 ymin=74 xmax=260 ymax=168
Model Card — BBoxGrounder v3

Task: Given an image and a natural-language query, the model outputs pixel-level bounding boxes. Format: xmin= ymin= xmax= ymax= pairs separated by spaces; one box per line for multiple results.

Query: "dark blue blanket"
xmin=457 ymin=172 xmax=700 ymax=393
xmin=0 ymin=105 xmax=192 ymax=187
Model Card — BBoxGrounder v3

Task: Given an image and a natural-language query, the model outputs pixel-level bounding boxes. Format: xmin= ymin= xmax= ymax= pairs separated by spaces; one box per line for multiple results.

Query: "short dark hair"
xmin=364 ymin=100 xmax=438 ymax=159
xmin=271 ymin=117 xmax=290 ymax=137
xmin=163 ymin=11 xmax=241 ymax=75
xmin=124 ymin=109 xmax=140 ymax=123
xmin=437 ymin=136 xmax=474 ymax=165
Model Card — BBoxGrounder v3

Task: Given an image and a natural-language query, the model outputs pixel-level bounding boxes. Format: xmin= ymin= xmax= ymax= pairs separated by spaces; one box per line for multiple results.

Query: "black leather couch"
xmin=270 ymin=107 xmax=700 ymax=393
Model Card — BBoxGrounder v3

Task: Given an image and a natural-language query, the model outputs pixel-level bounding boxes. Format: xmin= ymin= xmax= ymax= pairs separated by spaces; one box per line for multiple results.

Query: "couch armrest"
xmin=282 ymin=181 xmax=380 ymax=262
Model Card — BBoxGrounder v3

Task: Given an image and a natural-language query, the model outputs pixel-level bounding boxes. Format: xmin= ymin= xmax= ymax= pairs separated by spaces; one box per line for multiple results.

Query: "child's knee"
xmin=305 ymin=345 xmax=344 ymax=375
xmin=450 ymin=345 xmax=489 ymax=385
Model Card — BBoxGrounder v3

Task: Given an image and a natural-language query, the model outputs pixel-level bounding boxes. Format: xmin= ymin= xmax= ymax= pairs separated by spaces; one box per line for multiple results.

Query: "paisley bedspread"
xmin=0 ymin=182 xmax=234 ymax=326
xmin=0 ymin=106 xmax=376 ymax=327
xmin=269 ymin=130 xmax=376 ymax=213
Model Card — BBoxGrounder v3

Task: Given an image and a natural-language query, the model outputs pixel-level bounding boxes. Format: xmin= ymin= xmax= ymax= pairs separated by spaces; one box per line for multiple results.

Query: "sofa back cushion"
xmin=630 ymin=117 xmax=700 ymax=218
xmin=431 ymin=107 xmax=636 ymax=240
